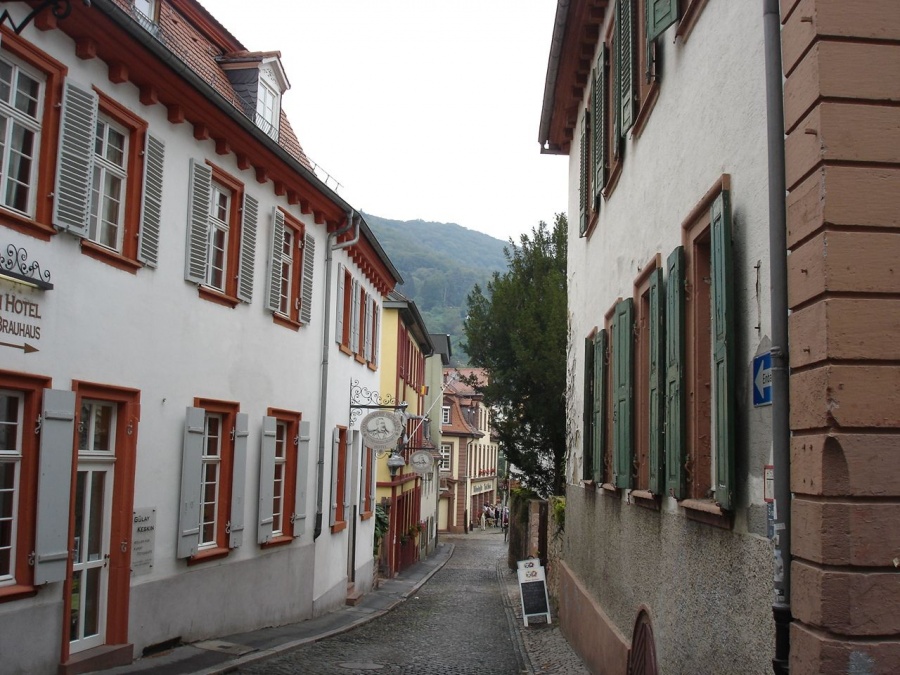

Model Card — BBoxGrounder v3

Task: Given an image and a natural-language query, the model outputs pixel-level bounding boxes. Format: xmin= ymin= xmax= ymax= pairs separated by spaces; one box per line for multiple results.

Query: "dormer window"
xmin=219 ymin=52 xmax=289 ymax=144
xmin=132 ymin=0 xmax=160 ymax=36
xmin=134 ymin=0 xmax=157 ymax=19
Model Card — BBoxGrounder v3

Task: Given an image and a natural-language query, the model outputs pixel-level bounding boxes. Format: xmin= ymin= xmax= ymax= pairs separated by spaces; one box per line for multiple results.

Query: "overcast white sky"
xmin=211 ymin=1 xmax=568 ymax=243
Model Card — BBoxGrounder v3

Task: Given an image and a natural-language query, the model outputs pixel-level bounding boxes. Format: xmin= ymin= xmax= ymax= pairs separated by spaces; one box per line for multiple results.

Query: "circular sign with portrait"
xmin=409 ymin=450 xmax=434 ymax=475
xmin=360 ymin=410 xmax=403 ymax=451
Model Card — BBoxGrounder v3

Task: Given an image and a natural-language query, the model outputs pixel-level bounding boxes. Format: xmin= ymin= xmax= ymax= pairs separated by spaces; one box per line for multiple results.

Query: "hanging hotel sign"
xmin=360 ymin=410 xmax=403 ymax=450
xmin=409 ymin=450 xmax=434 ymax=475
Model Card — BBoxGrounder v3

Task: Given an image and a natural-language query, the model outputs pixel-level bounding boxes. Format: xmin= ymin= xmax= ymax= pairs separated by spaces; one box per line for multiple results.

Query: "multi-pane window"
xmin=440 ymin=444 xmax=451 ymax=471
xmin=272 ymin=421 xmax=288 ymax=536
xmin=200 ymin=412 xmax=223 ymax=549
xmin=78 ymin=400 xmax=116 ymax=455
xmin=134 ymin=0 xmax=157 ymax=20
xmin=185 ymin=161 xmax=258 ymax=305
xmin=207 ymin=183 xmax=230 ymax=291
xmin=89 ymin=117 xmax=128 ymax=251
xmin=335 ymin=264 xmax=377 ymax=363
xmin=256 ymin=80 xmax=278 ymax=140
xmin=442 ymin=406 xmax=450 ymax=425
xmin=0 ymin=54 xmax=42 ymax=218
xmin=330 ymin=427 xmax=348 ymax=533
xmin=277 ymin=227 xmax=294 ymax=316
xmin=0 ymin=391 xmax=23 ymax=583
xmin=267 ymin=209 xmax=314 ymax=326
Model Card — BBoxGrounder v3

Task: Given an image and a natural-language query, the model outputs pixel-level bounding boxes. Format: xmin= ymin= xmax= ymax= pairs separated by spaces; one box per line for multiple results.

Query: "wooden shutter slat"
xmin=579 ymin=113 xmax=588 ymax=236
xmin=711 ymin=191 xmax=736 ymax=510
xmin=648 ymin=267 xmax=665 ymax=494
xmin=617 ymin=0 xmax=636 ymax=137
xmin=34 ymin=389 xmax=76 ymax=584
xmin=237 ymin=194 xmax=258 ymax=303
xmin=593 ymin=47 xmax=607 ymax=206
xmin=593 ymin=329 xmax=608 ymax=484
xmin=613 ymin=298 xmax=634 ymax=488
xmin=53 ymin=80 xmax=97 ymax=236
xmin=300 ymin=233 xmax=316 ymax=324
xmin=665 ymin=246 xmax=685 ymax=498
xmin=138 ymin=134 xmax=165 ymax=267
xmin=266 ymin=208 xmax=285 ymax=313
xmin=582 ymin=336 xmax=594 ymax=481
xmin=184 ymin=160 xmax=211 ymax=284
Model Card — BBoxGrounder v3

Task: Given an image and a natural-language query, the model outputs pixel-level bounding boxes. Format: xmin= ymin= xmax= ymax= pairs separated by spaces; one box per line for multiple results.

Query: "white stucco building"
xmin=0 ymin=1 xmax=400 ymax=672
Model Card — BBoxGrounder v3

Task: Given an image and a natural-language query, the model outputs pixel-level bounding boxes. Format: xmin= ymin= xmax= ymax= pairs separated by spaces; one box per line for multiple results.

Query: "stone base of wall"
xmin=791 ymin=622 xmax=900 ymax=675
xmin=558 ymin=558 xmax=630 ymax=674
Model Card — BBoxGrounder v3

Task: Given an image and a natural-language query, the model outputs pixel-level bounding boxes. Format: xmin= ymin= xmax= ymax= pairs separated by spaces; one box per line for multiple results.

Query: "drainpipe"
xmin=763 ymin=1 xmax=792 ymax=672
xmin=314 ymin=211 xmax=361 ymax=539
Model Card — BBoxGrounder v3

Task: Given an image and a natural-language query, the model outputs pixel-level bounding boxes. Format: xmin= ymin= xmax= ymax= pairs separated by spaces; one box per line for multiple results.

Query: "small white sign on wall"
xmin=131 ymin=508 xmax=156 ymax=577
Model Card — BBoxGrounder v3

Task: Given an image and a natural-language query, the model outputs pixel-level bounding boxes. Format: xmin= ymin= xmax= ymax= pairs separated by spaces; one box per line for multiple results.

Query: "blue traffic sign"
xmin=753 ymin=352 xmax=772 ymax=407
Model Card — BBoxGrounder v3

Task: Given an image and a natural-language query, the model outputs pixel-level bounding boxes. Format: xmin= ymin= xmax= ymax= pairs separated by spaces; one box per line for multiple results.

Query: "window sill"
xmin=360 ymin=511 xmax=373 ymax=520
xmin=2 ymin=210 xmax=55 ymax=241
xmin=680 ymin=499 xmax=733 ymax=530
xmin=0 ymin=583 xmax=37 ymax=603
xmin=331 ymin=520 xmax=347 ymax=534
xmin=603 ymin=158 xmax=623 ymax=202
xmin=600 ymin=482 xmax=618 ymax=494
xmin=260 ymin=535 xmax=293 ymax=549
xmin=675 ymin=0 xmax=710 ymax=43
xmin=367 ymin=362 xmax=377 ymax=372
xmin=631 ymin=82 xmax=660 ymax=140
xmin=81 ymin=240 xmax=142 ymax=274
xmin=338 ymin=344 xmax=353 ymax=357
xmin=187 ymin=546 xmax=230 ymax=565
xmin=272 ymin=313 xmax=301 ymax=331
xmin=198 ymin=286 xmax=239 ymax=308
xmin=355 ymin=354 xmax=366 ymax=365
xmin=629 ymin=489 xmax=660 ymax=510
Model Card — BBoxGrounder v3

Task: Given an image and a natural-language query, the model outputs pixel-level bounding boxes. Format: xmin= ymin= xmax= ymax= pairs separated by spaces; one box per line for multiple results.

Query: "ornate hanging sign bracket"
xmin=0 ymin=1 xmax=72 ymax=35
xmin=348 ymin=378 xmax=407 ymax=427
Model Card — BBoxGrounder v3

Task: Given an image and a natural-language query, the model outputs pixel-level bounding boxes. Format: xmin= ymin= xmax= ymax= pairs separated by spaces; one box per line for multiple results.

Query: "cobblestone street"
xmin=237 ymin=529 xmax=589 ymax=675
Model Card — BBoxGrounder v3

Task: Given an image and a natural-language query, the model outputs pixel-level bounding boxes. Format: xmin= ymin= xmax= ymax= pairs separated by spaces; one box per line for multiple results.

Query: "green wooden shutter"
xmin=138 ymin=134 xmax=165 ymax=267
xmin=184 ymin=159 xmax=211 ymax=284
xmin=593 ymin=47 xmax=607 ymax=207
xmin=582 ymin=336 xmax=594 ymax=481
xmin=665 ymin=246 xmax=685 ymax=498
xmin=647 ymin=0 xmax=679 ymax=41
xmin=612 ymin=298 xmax=634 ymax=488
xmin=648 ymin=267 xmax=665 ymax=494
xmin=237 ymin=194 xmax=258 ymax=303
xmin=266 ymin=208 xmax=285 ymax=313
xmin=711 ymin=190 xmax=736 ymax=510
xmin=579 ymin=114 xmax=588 ymax=235
xmin=54 ymin=79 xmax=97 ymax=236
xmin=617 ymin=0 xmax=636 ymax=137
xmin=593 ymin=329 xmax=607 ymax=484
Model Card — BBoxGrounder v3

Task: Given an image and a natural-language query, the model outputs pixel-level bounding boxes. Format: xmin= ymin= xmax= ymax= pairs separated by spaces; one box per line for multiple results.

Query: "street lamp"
xmin=387 ymin=452 xmax=406 ymax=478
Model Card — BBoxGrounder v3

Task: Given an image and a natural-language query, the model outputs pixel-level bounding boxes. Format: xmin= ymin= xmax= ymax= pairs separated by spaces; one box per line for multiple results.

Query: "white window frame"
xmin=77 ymin=400 xmax=117 ymax=457
xmin=439 ymin=443 xmax=451 ymax=472
xmin=0 ymin=390 xmax=24 ymax=584
xmin=277 ymin=226 xmax=294 ymax=316
xmin=206 ymin=183 xmax=231 ymax=291
xmin=0 ymin=53 xmax=43 ymax=218
xmin=88 ymin=116 xmax=129 ymax=252
xmin=200 ymin=413 xmax=223 ymax=549
xmin=272 ymin=420 xmax=287 ymax=537
xmin=441 ymin=406 xmax=450 ymax=425
xmin=256 ymin=79 xmax=278 ymax=140
xmin=134 ymin=0 xmax=157 ymax=21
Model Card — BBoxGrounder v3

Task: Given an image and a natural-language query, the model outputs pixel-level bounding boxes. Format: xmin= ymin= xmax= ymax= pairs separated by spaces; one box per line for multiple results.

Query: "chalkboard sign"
xmin=517 ymin=563 xmax=552 ymax=626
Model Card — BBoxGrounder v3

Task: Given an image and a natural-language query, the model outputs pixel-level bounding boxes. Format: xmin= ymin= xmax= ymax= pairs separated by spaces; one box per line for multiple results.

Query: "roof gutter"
xmin=537 ymin=0 xmax=571 ymax=154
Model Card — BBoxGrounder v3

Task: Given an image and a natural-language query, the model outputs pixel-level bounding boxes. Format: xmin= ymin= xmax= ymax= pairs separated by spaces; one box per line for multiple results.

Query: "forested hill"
xmin=364 ymin=213 xmax=510 ymax=364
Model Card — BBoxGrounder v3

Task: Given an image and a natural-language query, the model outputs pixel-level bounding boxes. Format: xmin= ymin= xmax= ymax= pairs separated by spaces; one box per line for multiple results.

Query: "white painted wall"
xmin=0 ymin=18 xmax=382 ymax=667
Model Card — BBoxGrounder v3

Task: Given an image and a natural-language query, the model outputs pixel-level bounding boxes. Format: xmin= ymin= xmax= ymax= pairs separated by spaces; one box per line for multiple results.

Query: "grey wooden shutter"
xmin=648 ymin=0 xmax=679 ymax=41
xmin=257 ymin=415 xmax=276 ymax=545
xmin=177 ymin=407 xmax=205 ymax=559
xmin=648 ymin=267 xmax=665 ymax=494
xmin=300 ymin=232 xmax=315 ymax=324
xmin=335 ymin=263 xmax=345 ymax=344
xmin=350 ymin=279 xmax=360 ymax=353
xmin=711 ymin=191 xmax=736 ymax=510
xmin=664 ymin=246 xmax=685 ymax=498
xmin=329 ymin=428 xmax=339 ymax=526
xmin=137 ymin=133 xmax=165 ymax=267
xmin=184 ymin=159 xmax=211 ymax=284
xmin=294 ymin=420 xmax=311 ymax=536
xmin=373 ymin=306 xmax=381 ymax=367
xmin=364 ymin=295 xmax=373 ymax=362
xmin=53 ymin=80 xmax=97 ymax=236
xmin=33 ymin=389 xmax=75 ymax=584
xmin=266 ymin=207 xmax=285 ymax=312
xmin=229 ymin=412 xmax=249 ymax=548
xmin=582 ymin=336 xmax=594 ymax=481
xmin=237 ymin=194 xmax=258 ymax=303
xmin=593 ymin=329 xmax=607 ymax=484
xmin=612 ymin=298 xmax=634 ymax=489
xmin=617 ymin=0 xmax=636 ymax=138
xmin=344 ymin=436 xmax=355 ymax=515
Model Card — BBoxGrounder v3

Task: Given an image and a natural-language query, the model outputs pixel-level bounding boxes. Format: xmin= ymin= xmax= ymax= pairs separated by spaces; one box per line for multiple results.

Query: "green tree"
xmin=463 ymin=214 xmax=568 ymax=496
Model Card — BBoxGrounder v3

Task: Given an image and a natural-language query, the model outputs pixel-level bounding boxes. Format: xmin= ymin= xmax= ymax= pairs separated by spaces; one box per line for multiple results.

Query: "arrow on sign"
xmin=0 ymin=340 xmax=38 ymax=353
xmin=753 ymin=351 xmax=772 ymax=407
xmin=755 ymin=360 xmax=767 ymax=397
